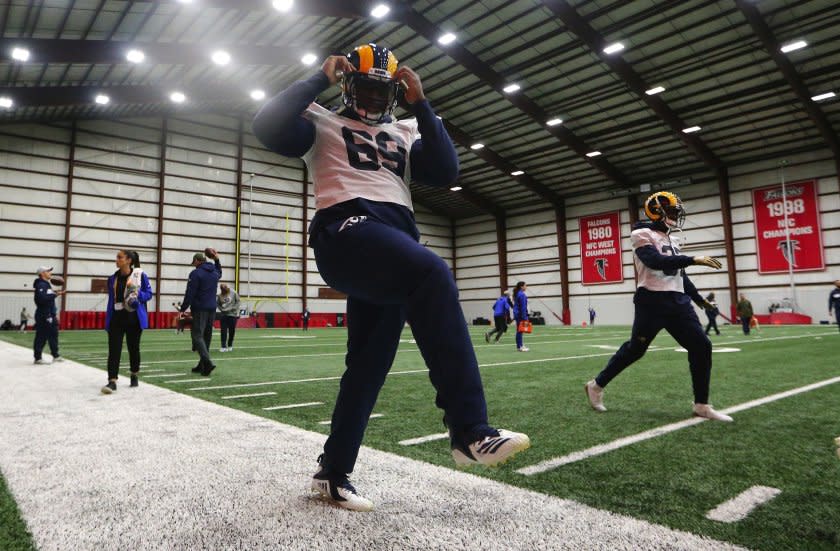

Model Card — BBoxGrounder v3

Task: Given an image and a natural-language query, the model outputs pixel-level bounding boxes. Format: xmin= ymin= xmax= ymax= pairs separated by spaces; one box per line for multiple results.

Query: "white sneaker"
xmin=52 ymin=356 xmax=64 ymax=363
xmin=693 ymin=403 xmax=733 ymax=422
xmin=33 ymin=359 xmax=49 ymax=365
xmin=228 ymin=347 xmax=233 ymax=352
xmin=517 ymin=347 xmax=530 ymax=352
xmin=220 ymin=348 xmax=227 ymax=353
xmin=585 ymin=380 xmax=607 ymax=412
xmin=451 ymin=428 xmax=531 ymax=467
xmin=310 ymin=472 xmax=374 ymax=512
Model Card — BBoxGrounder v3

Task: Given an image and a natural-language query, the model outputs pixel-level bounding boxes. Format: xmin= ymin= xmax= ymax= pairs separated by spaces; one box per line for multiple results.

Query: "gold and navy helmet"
xmin=342 ymin=43 xmax=399 ymax=124
xmin=644 ymin=191 xmax=685 ymax=229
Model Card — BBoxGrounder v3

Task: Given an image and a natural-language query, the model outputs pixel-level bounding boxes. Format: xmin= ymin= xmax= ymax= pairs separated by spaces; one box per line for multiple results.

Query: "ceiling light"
xmin=603 ymin=42 xmax=625 ymax=55
xmin=645 ymin=86 xmax=665 ymax=95
xmin=438 ymin=33 xmax=456 ymax=45
xmin=682 ymin=126 xmax=701 ymax=133
xmin=0 ymin=97 xmax=13 ymax=109
xmin=586 ymin=151 xmax=602 ymax=157
xmin=511 ymin=170 xmax=524 ymax=176
xmin=94 ymin=94 xmax=110 ymax=105
xmin=470 ymin=143 xmax=484 ymax=150
xmin=370 ymin=4 xmax=390 ymax=18
xmin=11 ymin=47 xmax=29 ymax=62
xmin=126 ymin=49 xmax=145 ymax=63
xmin=250 ymin=89 xmax=266 ymax=101
xmin=177 ymin=0 xmax=194 ymax=3
xmin=450 ymin=186 xmax=462 ymax=191
xmin=170 ymin=91 xmax=186 ymax=103
xmin=546 ymin=118 xmax=563 ymax=126
xmin=780 ymin=40 xmax=807 ymax=53
xmin=502 ymin=83 xmax=521 ymax=94
xmin=811 ymin=91 xmax=836 ymax=102
xmin=301 ymin=53 xmax=317 ymax=65
xmin=211 ymin=50 xmax=231 ymax=65
xmin=272 ymin=0 xmax=293 ymax=12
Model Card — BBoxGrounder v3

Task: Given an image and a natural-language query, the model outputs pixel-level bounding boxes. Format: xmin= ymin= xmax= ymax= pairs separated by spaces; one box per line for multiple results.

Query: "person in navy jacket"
xmin=32 ymin=265 xmax=64 ymax=364
xmin=485 ymin=291 xmax=512 ymax=343
xmin=829 ymin=279 xmax=840 ymax=332
xmin=101 ymin=250 xmax=153 ymax=394
xmin=512 ymin=281 xmax=529 ymax=352
xmin=180 ymin=250 xmax=222 ymax=376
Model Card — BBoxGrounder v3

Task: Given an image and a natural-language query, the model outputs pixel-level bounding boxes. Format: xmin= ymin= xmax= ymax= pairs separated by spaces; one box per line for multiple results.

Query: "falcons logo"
xmin=595 ymin=258 xmax=608 ymax=280
xmin=777 ymin=239 xmax=801 ymax=267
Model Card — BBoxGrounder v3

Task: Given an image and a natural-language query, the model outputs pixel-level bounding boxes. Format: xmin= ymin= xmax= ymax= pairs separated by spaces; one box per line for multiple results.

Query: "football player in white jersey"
xmin=253 ymin=43 xmax=530 ymax=512
xmin=584 ymin=192 xmax=733 ymax=422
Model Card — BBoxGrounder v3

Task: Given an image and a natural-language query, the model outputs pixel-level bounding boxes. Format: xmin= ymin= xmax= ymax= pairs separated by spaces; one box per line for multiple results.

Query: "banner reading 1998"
xmin=579 ymin=211 xmax=624 ymax=285
xmin=752 ymin=179 xmax=824 ymax=274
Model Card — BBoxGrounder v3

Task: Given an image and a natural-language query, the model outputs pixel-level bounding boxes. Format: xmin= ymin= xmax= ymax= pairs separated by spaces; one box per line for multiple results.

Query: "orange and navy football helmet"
xmin=342 ymin=43 xmax=399 ymax=125
xmin=644 ymin=191 xmax=685 ymax=229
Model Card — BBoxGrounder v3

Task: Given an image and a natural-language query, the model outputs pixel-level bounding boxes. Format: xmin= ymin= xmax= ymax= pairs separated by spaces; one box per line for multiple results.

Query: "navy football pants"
xmin=33 ymin=313 xmax=59 ymax=360
xmin=595 ymin=299 xmax=713 ymax=404
xmin=312 ymin=218 xmax=488 ymax=475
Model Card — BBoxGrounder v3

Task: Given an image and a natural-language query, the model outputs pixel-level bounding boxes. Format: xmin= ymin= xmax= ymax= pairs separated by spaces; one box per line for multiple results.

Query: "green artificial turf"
xmin=0 ymin=469 xmax=36 ymax=551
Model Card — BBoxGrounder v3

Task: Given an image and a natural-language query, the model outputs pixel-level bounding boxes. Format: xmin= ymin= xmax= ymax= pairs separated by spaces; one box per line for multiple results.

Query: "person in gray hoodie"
xmin=217 ymin=283 xmax=241 ymax=352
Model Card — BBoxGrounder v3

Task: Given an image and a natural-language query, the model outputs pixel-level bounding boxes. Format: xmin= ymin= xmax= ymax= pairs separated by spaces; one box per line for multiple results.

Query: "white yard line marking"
xmin=399 ymin=432 xmax=450 ymax=446
xmin=141 ymin=373 xmax=187 ymax=378
xmin=257 ymin=335 xmax=317 ymax=339
xmin=675 ymin=347 xmax=741 ymax=353
xmin=705 ymin=486 xmax=781 ymax=523
xmin=517 ymin=375 xmax=840 ymax=476
xmin=221 ymin=392 xmax=278 ymax=400
xmin=165 ymin=378 xmax=211 ymax=383
xmin=262 ymin=401 xmax=323 ymax=411
xmin=318 ymin=413 xmax=383 ymax=425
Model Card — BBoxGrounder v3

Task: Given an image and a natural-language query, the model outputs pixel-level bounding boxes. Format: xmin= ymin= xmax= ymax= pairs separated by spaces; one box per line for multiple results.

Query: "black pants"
xmin=486 ymin=316 xmax=507 ymax=341
xmin=302 ymin=318 xmax=309 ymax=331
xmin=191 ymin=310 xmax=214 ymax=368
xmin=33 ymin=313 xmax=59 ymax=360
xmin=834 ymin=308 xmax=840 ymax=332
xmin=741 ymin=315 xmax=752 ymax=335
xmin=705 ymin=314 xmax=720 ymax=335
xmin=220 ymin=316 xmax=237 ymax=347
xmin=107 ymin=309 xmax=142 ymax=380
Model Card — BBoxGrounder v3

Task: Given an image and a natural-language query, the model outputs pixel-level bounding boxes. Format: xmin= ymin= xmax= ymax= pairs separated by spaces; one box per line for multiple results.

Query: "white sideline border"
xmin=262 ymin=401 xmax=323 ymax=411
xmin=705 ymin=486 xmax=781 ymax=523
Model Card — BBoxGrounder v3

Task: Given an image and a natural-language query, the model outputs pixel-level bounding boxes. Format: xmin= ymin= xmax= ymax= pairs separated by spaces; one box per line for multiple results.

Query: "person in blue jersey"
xmin=32 ymin=266 xmax=64 ymax=364
xmin=829 ymin=279 xmax=840 ymax=332
xmin=512 ymin=281 xmax=529 ymax=352
xmin=179 ymin=249 xmax=222 ymax=376
xmin=101 ymin=250 xmax=154 ymax=394
xmin=253 ymin=43 xmax=529 ymax=512
xmin=485 ymin=291 xmax=512 ymax=343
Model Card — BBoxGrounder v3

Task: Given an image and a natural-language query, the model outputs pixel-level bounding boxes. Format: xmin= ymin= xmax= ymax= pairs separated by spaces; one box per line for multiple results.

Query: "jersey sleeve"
xmin=631 ymin=228 xmax=657 ymax=249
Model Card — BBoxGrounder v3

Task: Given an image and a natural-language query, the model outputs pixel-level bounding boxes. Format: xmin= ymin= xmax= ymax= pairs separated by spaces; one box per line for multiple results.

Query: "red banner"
xmin=752 ymin=180 xmax=824 ymax=274
xmin=580 ymin=211 xmax=624 ymax=285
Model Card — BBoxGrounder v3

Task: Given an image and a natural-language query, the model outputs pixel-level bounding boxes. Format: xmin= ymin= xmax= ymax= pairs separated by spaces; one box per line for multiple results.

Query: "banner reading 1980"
xmin=579 ymin=211 xmax=624 ymax=285
xmin=752 ymin=179 xmax=824 ymax=274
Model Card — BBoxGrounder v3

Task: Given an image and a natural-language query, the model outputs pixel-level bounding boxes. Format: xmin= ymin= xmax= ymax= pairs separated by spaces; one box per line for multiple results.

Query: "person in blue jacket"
xmin=512 ymin=281 xmax=529 ymax=352
xmin=252 ymin=44 xmax=529 ymax=511
xmin=101 ymin=250 xmax=153 ymax=394
xmin=485 ymin=291 xmax=512 ymax=343
xmin=829 ymin=279 xmax=840 ymax=332
xmin=180 ymin=249 xmax=221 ymax=376
xmin=32 ymin=265 xmax=64 ymax=364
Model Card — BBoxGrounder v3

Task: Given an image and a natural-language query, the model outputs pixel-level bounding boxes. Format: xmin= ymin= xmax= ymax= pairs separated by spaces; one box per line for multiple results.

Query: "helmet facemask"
xmin=662 ymin=203 xmax=686 ymax=230
xmin=342 ymin=68 xmax=398 ymax=125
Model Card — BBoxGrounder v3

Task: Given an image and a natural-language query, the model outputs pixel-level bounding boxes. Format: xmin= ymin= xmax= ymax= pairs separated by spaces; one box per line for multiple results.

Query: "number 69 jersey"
xmin=632 ymin=226 xmax=686 ymax=293
xmin=302 ymin=103 xmax=420 ymax=211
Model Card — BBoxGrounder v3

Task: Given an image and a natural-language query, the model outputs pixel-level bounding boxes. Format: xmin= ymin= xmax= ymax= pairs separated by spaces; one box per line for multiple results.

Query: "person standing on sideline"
xmin=101 ymin=250 xmax=153 ymax=394
xmin=302 ymin=307 xmax=310 ymax=331
xmin=512 ymin=281 xmax=529 ymax=352
xmin=736 ymin=293 xmax=753 ymax=335
xmin=485 ymin=291 xmax=512 ymax=343
xmin=588 ymin=307 xmax=596 ymax=327
xmin=217 ymin=283 xmax=241 ymax=352
xmin=253 ymin=44 xmax=529 ymax=511
xmin=704 ymin=292 xmax=721 ymax=336
xmin=829 ymin=280 xmax=840 ymax=332
xmin=19 ymin=307 xmax=31 ymax=332
xmin=32 ymin=266 xmax=64 ymax=364
xmin=584 ymin=191 xmax=732 ymax=422
xmin=180 ymin=249 xmax=221 ymax=376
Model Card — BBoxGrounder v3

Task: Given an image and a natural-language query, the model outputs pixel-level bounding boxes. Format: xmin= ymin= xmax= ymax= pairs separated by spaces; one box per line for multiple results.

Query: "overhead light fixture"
xmin=546 ymin=118 xmax=563 ymax=126
xmin=603 ymin=42 xmax=625 ymax=55
xmin=502 ymin=83 xmax=521 ymax=94
xmin=511 ymin=170 xmax=524 ymax=176
xmin=811 ymin=91 xmax=836 ymax=102
xmin=0 ymin=97 xmax=13 ymax=109
xmin=470 ymin=143 xmax=485 ymax=150
xmin=682 ymin=126 xmax=701 ymax=133
xmin=211 ymin=50 xmax=231 ymax=65
xmin=450 ymin=186 xmax=462 ymax=191
xmin=780 ymin=40 xmax=807 ymax=53
xmin=272 ymin=0 xmax=294 ymax=11
xmin=177 ymin=0 xmax=194 ymax=3
xmin=94 ymin=94 xmax=110 ymax=105
xmin=370 ymin=4 xmax=390 ymax=18
xmin=250 ymin=89 xmax=266 ymax=101
xmin=645 ymin=86 xmax=665 ymax=95
xmin=301 ymin=53 xmax=317 ymax=65
xmin=586 ymin=151 xmax=602 ymax=157
xmin=126 ymin=49 xmax=145 ymax=63
xmin=11 ymin=47 xmax=29 ymax=62
xmin=170 ymin=91 xmax=186 ymax=103
xmin=438 ymin=33 xmax=456 ymax=45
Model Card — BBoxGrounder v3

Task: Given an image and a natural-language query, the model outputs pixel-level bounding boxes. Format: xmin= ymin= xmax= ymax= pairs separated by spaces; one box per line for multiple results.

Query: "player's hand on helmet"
xmin=693 ymin=256 xmax=722 ymax=269
xmin=394 ymin=66 xmax=426 ymax=104
xmin=322 ymin=55 xmax=355 ymax=85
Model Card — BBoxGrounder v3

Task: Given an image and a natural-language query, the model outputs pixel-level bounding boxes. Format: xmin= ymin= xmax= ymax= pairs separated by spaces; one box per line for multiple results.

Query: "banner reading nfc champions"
xmin=752 ymin=180 xmax=825 ymax=274
xmin=580 ymin=211 xmax=624 ymax=285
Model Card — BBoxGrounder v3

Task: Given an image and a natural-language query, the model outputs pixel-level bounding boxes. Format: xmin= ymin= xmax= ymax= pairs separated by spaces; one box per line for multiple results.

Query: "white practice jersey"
xmin=631 ymin=227 xmax=685 ymax=293
xmin=302 ymin=103 xmax=420 ymax=211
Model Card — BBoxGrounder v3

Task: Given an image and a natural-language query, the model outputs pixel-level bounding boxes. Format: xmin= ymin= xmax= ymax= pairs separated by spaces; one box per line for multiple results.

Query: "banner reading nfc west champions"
xmin=580 ymin=211 xmax=624 ymax=285
xmin=752 ymin=180 xmax=825 ymax=274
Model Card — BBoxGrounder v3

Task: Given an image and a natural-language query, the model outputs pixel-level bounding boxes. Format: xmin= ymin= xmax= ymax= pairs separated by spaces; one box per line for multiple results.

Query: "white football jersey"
xmin=631 ymin=227 xmax=685 ymax=293
xmin=302 ymin=103 xmax=419 ymax=211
